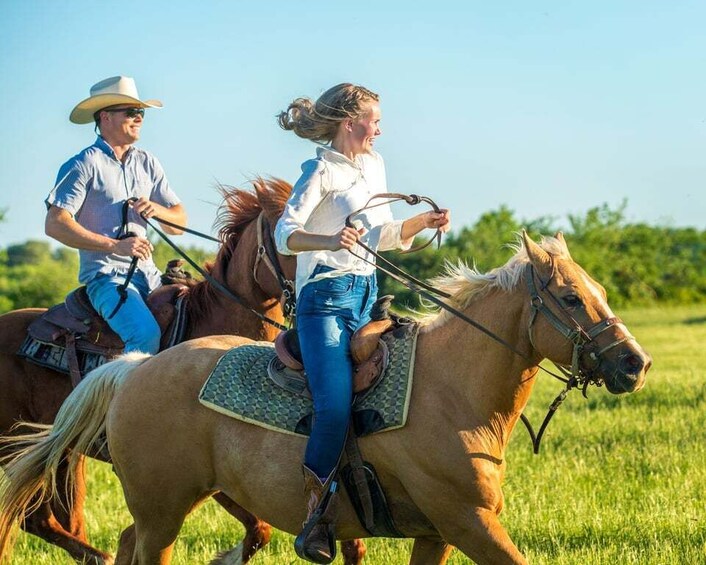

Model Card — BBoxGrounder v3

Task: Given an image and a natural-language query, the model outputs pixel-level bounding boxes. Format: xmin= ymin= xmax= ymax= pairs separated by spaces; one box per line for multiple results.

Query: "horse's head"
xmin=250 ymin=178 xmax=297 ymax=310
xmin=523 ymin=231 xmax=651 ymax=394
xmin=189 ymin=179 xmax=297 ymax=332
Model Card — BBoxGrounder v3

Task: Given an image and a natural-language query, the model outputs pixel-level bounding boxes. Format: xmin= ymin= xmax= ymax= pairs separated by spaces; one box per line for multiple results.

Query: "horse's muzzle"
xmin=601 ymin=345 xmax=652 ymax=394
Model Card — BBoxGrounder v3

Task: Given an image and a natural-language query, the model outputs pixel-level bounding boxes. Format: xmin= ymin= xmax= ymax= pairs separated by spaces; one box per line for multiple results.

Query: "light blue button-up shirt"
xmin=46 ymin=137 xmax=180 ymax=291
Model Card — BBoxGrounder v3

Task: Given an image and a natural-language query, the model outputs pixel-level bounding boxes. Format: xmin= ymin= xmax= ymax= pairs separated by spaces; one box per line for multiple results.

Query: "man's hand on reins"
xmin=130 ymin=196 xmax=158 ymax=219
xmin=112 ymin=236 xmax=153 ymax=261
xmin=130 ymin=197 xmax=188 ymax=235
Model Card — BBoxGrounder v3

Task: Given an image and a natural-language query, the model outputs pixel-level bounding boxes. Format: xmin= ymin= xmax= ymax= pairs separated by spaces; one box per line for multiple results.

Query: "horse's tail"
xmin=0 ymin=352 xmax=151 ymax=561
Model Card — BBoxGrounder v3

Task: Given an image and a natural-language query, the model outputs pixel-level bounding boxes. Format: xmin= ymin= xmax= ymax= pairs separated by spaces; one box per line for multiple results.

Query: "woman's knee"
xmin=315 ymin=401 xmax=352 ymax=429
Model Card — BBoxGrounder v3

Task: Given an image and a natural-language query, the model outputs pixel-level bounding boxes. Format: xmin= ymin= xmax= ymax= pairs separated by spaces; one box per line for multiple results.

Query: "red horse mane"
xmin=187 ymin=178 xmax=292 ymax=325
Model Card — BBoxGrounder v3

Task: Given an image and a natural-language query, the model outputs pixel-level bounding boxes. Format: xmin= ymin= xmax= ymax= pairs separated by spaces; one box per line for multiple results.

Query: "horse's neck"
xmin=187 ymin=223 xmax=284 ymax=342
xmin=415 ymin=286 xmax=538 ymax=452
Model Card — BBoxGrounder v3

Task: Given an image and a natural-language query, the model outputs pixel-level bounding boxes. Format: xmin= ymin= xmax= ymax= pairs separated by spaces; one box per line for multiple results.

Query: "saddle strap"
xmin=64 ymin=333 xmax=83 ymax=388
xmin=344 ymin=430 xmax=375 ymax=531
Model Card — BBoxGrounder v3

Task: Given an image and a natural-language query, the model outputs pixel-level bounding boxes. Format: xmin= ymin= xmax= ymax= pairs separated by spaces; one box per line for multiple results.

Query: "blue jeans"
xmin=296 ymin=265 xmax=378 ymax=479
xmin=86 ymin=270 xmax=161 ymax=354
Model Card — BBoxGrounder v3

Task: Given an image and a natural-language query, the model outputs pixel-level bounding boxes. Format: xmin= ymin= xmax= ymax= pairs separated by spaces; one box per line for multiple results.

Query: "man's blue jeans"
xmin=296 ymin=265 xmax=378 ymax=479
xmin=86 ymin=269 xmax=161 ymax=354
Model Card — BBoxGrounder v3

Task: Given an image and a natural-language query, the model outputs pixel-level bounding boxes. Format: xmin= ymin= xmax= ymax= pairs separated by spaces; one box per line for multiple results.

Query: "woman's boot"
xmin=294 ymin=465 xmax=339 ymax=564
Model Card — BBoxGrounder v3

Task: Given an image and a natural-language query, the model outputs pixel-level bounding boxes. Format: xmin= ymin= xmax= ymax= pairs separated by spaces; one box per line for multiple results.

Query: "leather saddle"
xmin=23 ymin=260 xmax=194 ymax=385
xmin=270 ymin=295 xmax=409 ymax=398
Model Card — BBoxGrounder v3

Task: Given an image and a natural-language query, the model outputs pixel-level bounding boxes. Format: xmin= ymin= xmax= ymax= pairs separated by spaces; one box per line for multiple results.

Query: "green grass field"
xmin=9 ymin=305 xmax=706 ymax=564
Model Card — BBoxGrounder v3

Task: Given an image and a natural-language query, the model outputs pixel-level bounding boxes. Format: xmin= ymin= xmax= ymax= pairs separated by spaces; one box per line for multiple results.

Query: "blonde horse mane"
xmin=420 ymin=234 xmax=571 ymax=330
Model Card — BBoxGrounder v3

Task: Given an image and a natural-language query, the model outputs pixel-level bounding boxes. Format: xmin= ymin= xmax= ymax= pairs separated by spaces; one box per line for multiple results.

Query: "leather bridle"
xmin=253 ymin=212 xmax=296 ymax=319
xmin=525 ymin=260 xmax=639 ymax=392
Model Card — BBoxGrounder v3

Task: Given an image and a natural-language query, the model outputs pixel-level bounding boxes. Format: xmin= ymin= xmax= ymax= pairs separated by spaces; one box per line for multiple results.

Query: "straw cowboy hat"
xmin=70 ymin=76 xmax=163 ymax=124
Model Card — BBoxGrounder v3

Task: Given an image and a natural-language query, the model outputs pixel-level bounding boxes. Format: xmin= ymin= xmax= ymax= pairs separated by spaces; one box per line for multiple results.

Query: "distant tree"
xmin=2 ymin=200 xmax=706 ymax=314
xmin=149 ymin=239 xmax=215 ymax=278
xmin=6 ymin=240 xmax=52 ymax=267
xmin=0 ymin=261 xmax=77 ymax=310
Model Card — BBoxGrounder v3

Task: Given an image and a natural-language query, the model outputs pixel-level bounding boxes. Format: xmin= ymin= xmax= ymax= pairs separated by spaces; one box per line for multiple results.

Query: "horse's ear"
xmin=554 ymin=231 xmax=573 ymax=260
xmin=523 ymin=230 xmax=552 ymax=271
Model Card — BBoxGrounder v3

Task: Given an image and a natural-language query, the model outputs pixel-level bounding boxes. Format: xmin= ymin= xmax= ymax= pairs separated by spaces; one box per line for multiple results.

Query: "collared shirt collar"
xmin=93 ymin=136 xmax=135 ymax=162
xmin=316 ymin=145 xmax=363 ymax=168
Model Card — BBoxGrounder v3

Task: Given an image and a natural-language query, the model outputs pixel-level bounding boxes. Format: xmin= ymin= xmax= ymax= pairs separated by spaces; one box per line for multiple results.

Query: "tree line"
xmin=1 ymin=201 xmax=704 ymax=314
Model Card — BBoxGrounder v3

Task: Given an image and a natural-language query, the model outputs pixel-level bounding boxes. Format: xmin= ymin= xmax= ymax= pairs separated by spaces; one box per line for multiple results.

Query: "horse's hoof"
xmin=209 ymin=542 xmax=244 ymax=565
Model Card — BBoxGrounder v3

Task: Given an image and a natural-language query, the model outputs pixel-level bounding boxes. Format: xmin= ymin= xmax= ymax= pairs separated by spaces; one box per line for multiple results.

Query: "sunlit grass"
xmin=9 ymin=305 xmax=706 ymax=564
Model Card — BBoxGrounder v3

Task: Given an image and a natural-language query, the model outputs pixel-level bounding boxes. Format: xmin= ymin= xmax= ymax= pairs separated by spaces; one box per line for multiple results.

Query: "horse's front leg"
xmin=409 ymin=537 xmax=454 ymax=565
xmin=211 ymin=492 xmax=272 ymax=563
xmin=341 ymin=538 xmax=367 ymax=564
xmin=439 ymin=506 xmax=527 ymax=565
xmin=412 ymin=470 xmax=526 ymax=565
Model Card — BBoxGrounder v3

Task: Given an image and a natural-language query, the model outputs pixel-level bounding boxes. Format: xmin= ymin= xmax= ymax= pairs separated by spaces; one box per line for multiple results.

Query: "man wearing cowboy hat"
xmin=45 ymin=75 xmax=187 ymax=354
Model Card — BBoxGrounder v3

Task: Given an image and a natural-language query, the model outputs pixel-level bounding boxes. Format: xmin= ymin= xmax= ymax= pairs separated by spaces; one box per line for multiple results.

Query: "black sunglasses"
xmin=103 ymin=107 xmax=145 ymax=119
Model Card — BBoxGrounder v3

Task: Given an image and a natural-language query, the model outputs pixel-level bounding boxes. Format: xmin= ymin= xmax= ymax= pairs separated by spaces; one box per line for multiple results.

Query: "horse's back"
xmin=111 ymin=334 xmax=254 ymax=411
xmin=0 ymin=308 xmax=74 ymax=427
xmin=106 ymin=335 xmax=257 ymax=474
xmin=0 ymin=309 xmax=45 ymax=352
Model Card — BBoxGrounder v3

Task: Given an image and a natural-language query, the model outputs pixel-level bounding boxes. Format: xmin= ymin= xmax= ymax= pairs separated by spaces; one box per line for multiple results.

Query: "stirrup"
xmin=294 ymin=482 xmax=338 ymax=564
xmin=294 ymin=521 xmax=336 ymax=564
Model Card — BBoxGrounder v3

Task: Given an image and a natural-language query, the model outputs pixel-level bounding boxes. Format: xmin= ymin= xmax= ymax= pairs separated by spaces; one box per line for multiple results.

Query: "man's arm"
xmin=131 ymin=198 xmax=187 ymax=235
xmin=45 ymin=206 xmax=153 ymax=260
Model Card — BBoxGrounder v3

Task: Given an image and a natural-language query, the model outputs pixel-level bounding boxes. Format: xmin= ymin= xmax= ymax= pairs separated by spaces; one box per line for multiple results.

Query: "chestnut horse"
xmin=0 ymin=233 xmax=652 ymax=564
xmin=0 ymin=178 xmax=322 ymax=564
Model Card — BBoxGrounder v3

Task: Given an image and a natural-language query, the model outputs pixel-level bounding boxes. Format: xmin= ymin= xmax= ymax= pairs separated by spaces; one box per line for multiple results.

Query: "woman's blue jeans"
xmin=296 ymin=266 xmax=378 ymax=479
xmin=86 ymin=269 xmax=161 ymax=354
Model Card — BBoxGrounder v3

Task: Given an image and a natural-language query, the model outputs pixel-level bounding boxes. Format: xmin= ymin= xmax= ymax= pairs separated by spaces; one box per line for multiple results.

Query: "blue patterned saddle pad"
xmin=198 ymin=325 xmax=419 ymax=437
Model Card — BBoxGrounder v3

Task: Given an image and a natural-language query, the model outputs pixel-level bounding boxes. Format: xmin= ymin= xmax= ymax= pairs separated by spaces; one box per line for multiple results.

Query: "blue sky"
xmin=2 ymin=1 xmax=705 ymax=252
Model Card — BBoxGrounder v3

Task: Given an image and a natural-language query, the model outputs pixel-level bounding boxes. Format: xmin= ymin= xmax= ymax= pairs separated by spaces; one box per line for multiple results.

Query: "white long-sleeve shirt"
xmin=275 ymin=146 xmax=408 ymax=296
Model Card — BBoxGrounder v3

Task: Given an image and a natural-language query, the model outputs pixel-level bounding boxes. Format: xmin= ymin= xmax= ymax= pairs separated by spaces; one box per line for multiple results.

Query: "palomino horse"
xmin=0 ymin=232 xmax=651 ymax=564
xmin=0 ymin=178 xmax=332 ymax=564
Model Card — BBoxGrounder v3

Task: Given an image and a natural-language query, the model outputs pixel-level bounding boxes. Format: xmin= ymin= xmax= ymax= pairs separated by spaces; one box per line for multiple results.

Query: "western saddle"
xmin=18 ymin=260 xmax=194 ymax=387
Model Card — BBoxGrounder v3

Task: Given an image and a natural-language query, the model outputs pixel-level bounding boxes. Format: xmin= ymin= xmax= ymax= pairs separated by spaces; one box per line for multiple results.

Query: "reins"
xmin=106 ymin=200 xmax=139 ymax=319
xmin=345 ymin=194 xmax=634 ymax=453
xmin=111 ymin=197 xmax=290 ymax=332
xmin=345 ymin=194 xmax=532 ymax=360
xmin=143 ymin=215 xmax=289 ymax=331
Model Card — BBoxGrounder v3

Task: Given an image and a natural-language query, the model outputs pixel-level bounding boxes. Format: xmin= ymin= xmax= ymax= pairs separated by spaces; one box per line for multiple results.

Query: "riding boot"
xmin=294 ymin=465 xmax=339 ymax=564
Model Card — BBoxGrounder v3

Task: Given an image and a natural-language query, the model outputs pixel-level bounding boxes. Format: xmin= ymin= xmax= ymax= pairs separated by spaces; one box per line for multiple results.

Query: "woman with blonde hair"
xmin=275 ymin=83 xmax=450 ymax=563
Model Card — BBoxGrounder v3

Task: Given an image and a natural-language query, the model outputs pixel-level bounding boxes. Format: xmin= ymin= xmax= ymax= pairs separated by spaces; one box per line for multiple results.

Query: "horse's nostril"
xmin=621 ymin=354 xmax=644 ymax=375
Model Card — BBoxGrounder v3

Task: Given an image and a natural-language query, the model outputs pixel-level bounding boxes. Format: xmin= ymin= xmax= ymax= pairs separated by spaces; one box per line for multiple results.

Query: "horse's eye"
xmin=562 ymin=294 xmax=582 ymax=308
